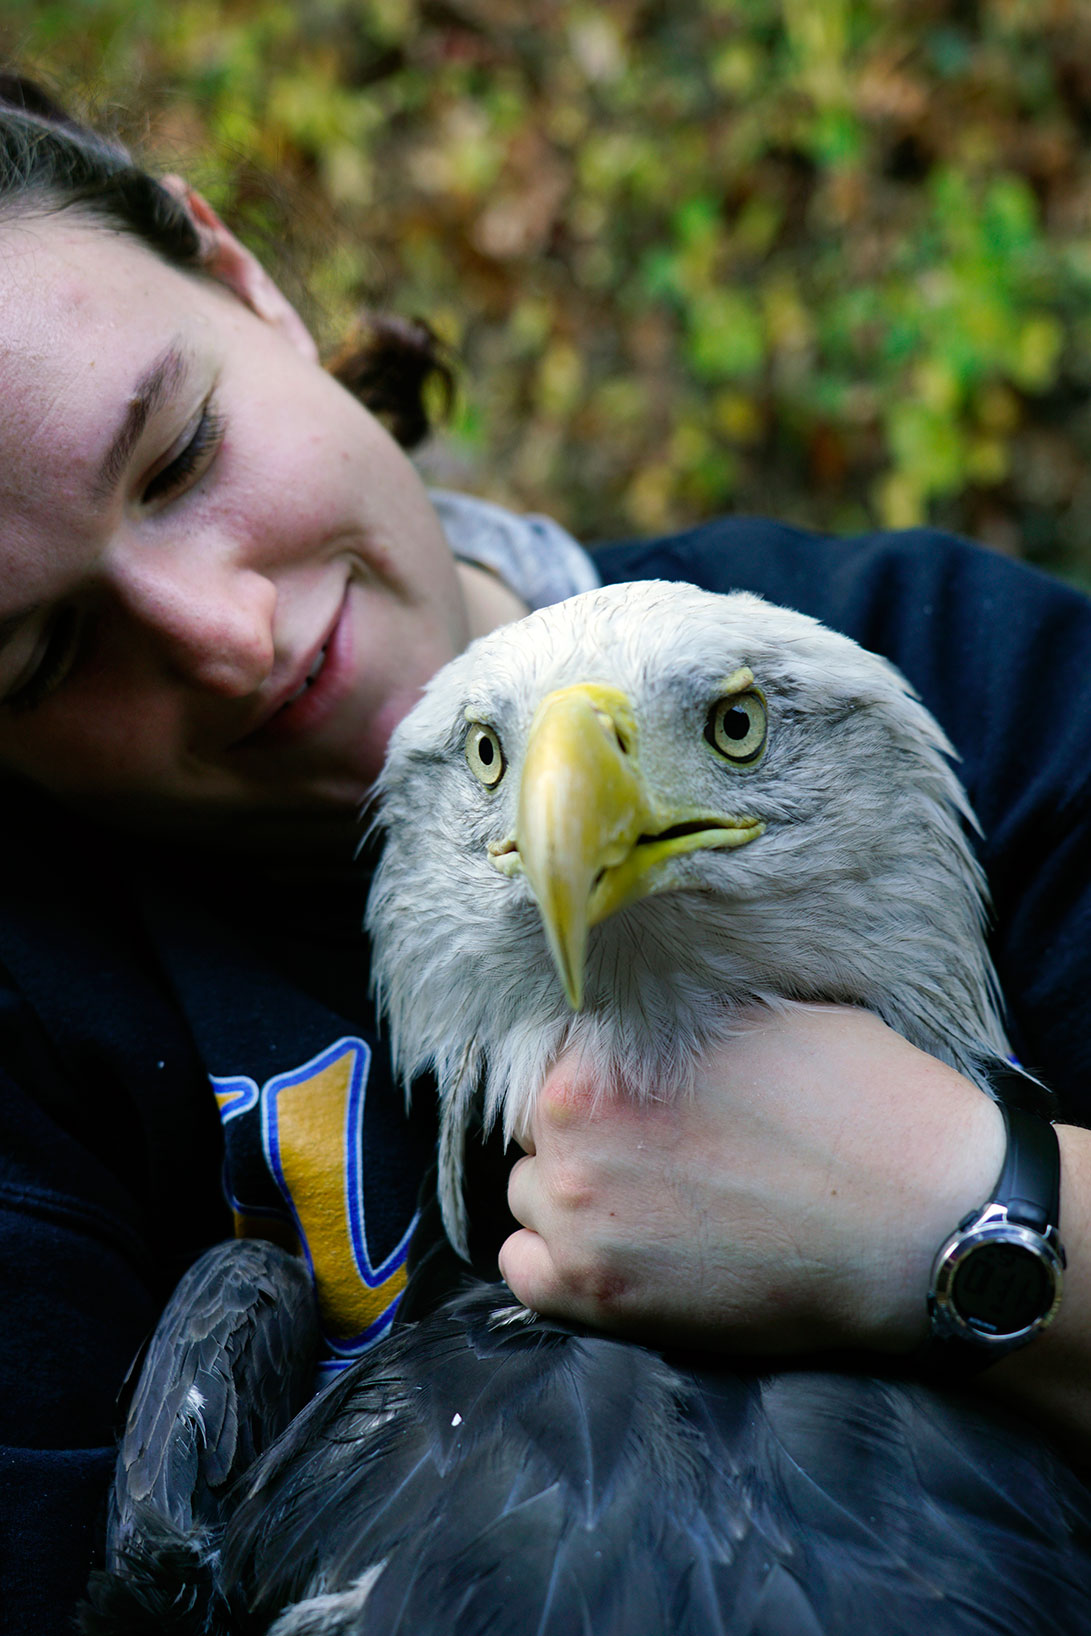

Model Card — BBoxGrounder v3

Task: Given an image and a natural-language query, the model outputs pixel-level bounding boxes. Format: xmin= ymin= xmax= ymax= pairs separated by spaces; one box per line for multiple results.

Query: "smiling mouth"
xmin=231 ymin=589 xmax=352 ymax=751
xmin=280 ymin=642 xmax=330 ymax=710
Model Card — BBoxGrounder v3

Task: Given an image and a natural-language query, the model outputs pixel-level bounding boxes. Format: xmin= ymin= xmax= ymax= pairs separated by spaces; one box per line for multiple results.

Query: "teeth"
xmin=285 ymin=644 xmax=328 ymax=706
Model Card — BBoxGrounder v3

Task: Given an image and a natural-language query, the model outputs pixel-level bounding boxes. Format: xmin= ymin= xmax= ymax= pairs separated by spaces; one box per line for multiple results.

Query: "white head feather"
xmin=367 ymin=581 xmax=1010 ymax=1255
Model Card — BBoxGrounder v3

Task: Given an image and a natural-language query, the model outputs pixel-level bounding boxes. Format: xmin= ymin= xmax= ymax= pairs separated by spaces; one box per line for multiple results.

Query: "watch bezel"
xmin=929 ymin=1202 xmax=1065 ymax=1350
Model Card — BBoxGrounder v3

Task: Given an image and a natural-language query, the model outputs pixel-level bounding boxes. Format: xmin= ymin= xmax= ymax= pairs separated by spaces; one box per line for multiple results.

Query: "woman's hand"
xmin=499 ymin=1004 xmax=1006 ymax=1356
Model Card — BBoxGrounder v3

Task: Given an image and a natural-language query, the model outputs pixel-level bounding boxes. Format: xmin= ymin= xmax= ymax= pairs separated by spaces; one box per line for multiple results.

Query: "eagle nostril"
xmin=590 ymin=705 xmax=630 ymax=755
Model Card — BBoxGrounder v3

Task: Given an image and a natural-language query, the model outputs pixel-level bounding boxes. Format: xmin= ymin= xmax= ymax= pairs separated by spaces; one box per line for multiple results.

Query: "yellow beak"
xmin=500 ymin=683 xmax=763 ymax=1009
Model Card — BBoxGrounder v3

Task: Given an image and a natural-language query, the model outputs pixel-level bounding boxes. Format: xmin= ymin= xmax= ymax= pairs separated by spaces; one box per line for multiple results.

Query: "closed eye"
xmin=2 ymin=605 xmax=83 ymax=714
xmin=141 ymin=401 xmax=226 ymax=505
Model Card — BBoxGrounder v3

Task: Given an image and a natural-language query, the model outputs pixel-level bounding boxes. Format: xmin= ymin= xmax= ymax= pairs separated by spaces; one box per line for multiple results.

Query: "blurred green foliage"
xmin=6 ymin=0 xmax=1091 ymax=579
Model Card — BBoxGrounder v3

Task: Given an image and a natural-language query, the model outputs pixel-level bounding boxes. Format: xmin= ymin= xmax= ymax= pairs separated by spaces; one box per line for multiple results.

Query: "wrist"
xmin=838 ymin=1074 xmax=1009 ymax=1358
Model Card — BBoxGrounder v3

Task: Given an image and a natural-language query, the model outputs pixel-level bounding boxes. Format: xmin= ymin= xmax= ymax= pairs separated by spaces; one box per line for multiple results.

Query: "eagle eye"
xmin=706 ymin=689 xmax=767 ymax=765
xmin=465 ymin=722 xmax=506 ymax=787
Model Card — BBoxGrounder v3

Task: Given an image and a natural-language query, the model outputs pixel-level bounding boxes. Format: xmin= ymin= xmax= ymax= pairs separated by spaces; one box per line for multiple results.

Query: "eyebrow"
xmin=93 ymin=342 xmax=189 ymax=501
xmin=0 ymin=344 xmax=191 ymax=659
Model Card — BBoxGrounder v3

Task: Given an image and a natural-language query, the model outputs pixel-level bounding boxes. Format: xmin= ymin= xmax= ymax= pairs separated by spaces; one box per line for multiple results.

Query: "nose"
xmin=107 ymin=546 xmax=277 ymax=697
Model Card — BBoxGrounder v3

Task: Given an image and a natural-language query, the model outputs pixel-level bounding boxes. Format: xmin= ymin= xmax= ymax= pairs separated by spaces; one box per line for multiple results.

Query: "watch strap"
xmin=994 ymin=1098 xmax=1061 ymax=1232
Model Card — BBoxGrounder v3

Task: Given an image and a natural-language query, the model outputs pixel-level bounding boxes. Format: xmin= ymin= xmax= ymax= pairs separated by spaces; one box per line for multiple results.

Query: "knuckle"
xmin=538 ymin=1070 xmax=598 ymax=1127
xmin=546 ymin=1157 xmax=595 ymax=1213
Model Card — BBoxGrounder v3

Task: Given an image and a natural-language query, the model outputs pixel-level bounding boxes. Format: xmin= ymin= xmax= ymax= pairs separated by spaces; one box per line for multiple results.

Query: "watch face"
xmin=951 ymin=1241 xmax=1052 ymax=1336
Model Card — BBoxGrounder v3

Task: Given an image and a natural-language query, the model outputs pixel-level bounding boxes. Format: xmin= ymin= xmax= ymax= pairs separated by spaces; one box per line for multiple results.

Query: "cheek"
xmin=211 ymin=367 xmax=354 ymax=533
xmin=219 ymin=444 xmax=339 ymax=559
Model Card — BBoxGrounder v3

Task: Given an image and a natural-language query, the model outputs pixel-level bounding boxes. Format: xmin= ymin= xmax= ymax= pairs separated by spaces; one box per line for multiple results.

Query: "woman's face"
xmin=0 ymin=211 xmax=472 ymax=827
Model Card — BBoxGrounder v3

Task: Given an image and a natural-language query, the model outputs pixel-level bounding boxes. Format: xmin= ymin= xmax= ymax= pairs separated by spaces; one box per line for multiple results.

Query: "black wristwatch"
xmin=926 ymin=1069 xmax=1065 ymax=1370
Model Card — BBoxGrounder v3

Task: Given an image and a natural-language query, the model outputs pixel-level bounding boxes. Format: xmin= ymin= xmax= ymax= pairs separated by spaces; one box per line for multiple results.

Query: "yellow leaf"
xmin=875 ymin=470 xmax=926 ymax=530
xmin=966 ymin=436 xmax=1009 ymax=486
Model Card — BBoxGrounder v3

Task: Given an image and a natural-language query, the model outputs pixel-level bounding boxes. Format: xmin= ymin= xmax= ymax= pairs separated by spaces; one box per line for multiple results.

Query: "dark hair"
xmin=0 ymin=71 xmax=452 ymax=449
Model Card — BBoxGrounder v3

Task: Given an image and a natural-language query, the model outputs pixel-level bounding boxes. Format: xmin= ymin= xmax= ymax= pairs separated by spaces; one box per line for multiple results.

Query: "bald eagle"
xmin=84 ymin=582 xmax=1091 ymax=1636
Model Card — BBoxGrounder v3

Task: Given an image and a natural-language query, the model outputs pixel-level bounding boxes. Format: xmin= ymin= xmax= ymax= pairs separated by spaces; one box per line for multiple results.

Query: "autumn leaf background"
xmin=6 ymin=0 xmax=1091 ymax=584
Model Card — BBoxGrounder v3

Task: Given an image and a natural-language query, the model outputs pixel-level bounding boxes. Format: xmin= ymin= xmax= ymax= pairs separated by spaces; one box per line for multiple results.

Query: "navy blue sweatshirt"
xmin=1 ymin=520 xmax=1089 ymax=1632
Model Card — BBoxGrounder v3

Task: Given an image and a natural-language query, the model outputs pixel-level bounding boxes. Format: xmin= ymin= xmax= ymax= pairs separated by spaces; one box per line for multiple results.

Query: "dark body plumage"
xmin=82 ymin=1239 xmax=318 ymax=1635
xmin=86 ymin=1245 xmax=1091 ymax=1636
xmin=83 ymin=583 xmax=1091 ymax=1633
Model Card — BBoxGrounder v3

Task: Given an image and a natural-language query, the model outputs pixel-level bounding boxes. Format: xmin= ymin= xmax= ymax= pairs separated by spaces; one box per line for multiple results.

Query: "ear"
xmin=160 ymin=175 xmax=319 ymax=363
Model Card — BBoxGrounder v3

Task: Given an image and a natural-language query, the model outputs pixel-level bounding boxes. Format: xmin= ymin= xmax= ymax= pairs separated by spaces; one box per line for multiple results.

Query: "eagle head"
xmin=368 ymin=581 xmax=1009 ymax=1255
